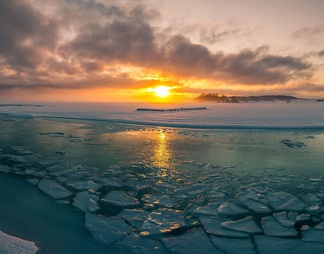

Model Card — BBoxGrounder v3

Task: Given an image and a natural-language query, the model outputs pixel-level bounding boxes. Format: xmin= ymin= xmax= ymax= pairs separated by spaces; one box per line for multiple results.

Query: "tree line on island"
xmin=195 ymin=93 xmax=300 ymax=103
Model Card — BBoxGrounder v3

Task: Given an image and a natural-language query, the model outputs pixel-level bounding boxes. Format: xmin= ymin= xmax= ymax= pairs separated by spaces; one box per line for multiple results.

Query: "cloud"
xmin=0 ymin=0 xmax=59 ymax=71
xmin=318 ymin=50 xmax=324 ymax=57
xmin=0 ymin=0 xmax=317 ymax=96
xmin=161 ymin=39 xmax=311 ymax=84
xmin=291 ymin=25 xmax=324 ymax=44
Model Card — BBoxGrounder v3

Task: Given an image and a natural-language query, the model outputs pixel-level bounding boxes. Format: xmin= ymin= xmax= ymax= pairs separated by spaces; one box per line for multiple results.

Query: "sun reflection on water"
xmin=154 ymin=130 xmax=173 ymax=172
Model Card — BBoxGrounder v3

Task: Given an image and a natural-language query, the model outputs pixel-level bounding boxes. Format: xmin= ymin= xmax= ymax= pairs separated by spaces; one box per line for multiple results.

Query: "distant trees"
xmin=196 ymin=93 xmax=239 ymax=103
xmin=195 ymin=93 xmax=298 ymax=103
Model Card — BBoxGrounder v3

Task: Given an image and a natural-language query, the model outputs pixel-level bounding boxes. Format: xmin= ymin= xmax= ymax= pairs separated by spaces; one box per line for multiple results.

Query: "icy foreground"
xmin=0 ymin=231 xmax=38 ymax=254
xmin=1 ymin=146 xmax=324 ymax=253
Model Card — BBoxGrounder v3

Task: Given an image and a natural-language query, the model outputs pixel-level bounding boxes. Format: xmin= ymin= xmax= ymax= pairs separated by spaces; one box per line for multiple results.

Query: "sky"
xmin=1 ymin=0 xmax=324 ymax=102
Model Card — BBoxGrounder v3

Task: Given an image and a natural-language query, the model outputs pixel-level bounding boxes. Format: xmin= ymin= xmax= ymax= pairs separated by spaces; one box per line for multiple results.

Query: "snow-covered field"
xmin=1 ymin=102 xmax=324 ymax=253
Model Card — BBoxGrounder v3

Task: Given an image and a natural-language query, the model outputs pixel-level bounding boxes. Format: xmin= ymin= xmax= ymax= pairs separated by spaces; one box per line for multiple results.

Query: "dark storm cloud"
xmin=161 ymin=38 xmax=311 ymax=84
xmin=0 ymin=0 xmax=59 ymax=71
xmin=61 ymin=11 xmax=158 ymax=65
xmin=0 ymin=0 xmax=315 ymax=92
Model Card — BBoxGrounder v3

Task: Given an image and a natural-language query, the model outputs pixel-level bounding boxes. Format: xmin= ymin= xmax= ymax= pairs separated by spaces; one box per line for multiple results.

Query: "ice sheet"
xmin=1 ymin=101 xmax=324 ymax=129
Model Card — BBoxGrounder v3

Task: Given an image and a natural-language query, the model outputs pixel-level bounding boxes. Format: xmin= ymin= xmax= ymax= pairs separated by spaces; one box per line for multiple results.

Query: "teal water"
xmin=1 ymin=115 xmax=324 ymax=178
xmin=1 ymin=114 xmax=324 ymax=253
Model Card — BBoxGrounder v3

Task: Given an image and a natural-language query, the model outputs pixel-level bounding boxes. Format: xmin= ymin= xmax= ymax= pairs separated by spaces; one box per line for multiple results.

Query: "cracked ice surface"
xmin=1 ymin=146 xmax=324 ymax=253
xmin=84 ymin=213 xmax=132 ymax=246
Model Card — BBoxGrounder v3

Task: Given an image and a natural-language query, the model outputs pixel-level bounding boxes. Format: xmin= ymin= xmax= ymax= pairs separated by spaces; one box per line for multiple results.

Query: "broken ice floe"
xmin=101 ymin=191 xmax=139 ymax=207
xmin=221 ymin=216 xmax=263 ymax=234
xmin=0 ymin=231 xmax=38 ymax=254
xmin=113 ymin=233 xmax=168 ymax=254
xmin=85 ymin=213 xmax=132 ymax=246
xmin=262 ymin=216 xmax=298 ymax=237
xmin=218 ymin=201 xmax=249 ymax=217
xmin=38 ymin=179 xmax=73 ymax=199
xmin=199 ymin=216 xmax=249 ymax=238
xmin=73 ymin=191 xmax=99 ymax=212
xmin=162 ymin=227 xmax=223 ymax=254
xmin=2 ymin=145 xmax=324 ymax=252
xmin=118 ymin=209 xmax=149 ymax=230
xmin=211 ymin=236 xmax=255 ymax=254
xmin=140 ymin=209 xmax=186 ymax=237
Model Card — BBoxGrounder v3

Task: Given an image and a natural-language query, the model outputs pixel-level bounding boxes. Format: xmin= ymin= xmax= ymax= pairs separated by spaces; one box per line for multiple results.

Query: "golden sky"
xmin=1 ymin=0 xmax=324 ymax=102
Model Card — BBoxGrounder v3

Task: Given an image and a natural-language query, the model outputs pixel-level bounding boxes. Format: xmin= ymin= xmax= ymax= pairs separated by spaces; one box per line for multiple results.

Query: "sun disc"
xmin=154 ymin=86 xmax=170 ymax=98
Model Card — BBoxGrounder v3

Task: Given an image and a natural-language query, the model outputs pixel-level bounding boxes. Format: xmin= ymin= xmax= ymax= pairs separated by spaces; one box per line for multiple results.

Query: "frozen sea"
xmin=1 ymin=101 xmax=324 ymax=253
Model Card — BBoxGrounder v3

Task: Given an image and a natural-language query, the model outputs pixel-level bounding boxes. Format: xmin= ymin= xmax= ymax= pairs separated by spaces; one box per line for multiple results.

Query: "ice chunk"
xmin=273 ymin=211 xmax=296 ymax=227
xmin=38 ymin=179 xmax=73 ymax=199
xmin=102 ymin=177 xmax=125 ymax=187
xmin=154 ymin=182 xmax=176 ymax=191
xmin=199 ymin=216 xmax=249 ymax=238
xmin=102 ymin=191 xmax=139 ymax=206
xmin=142 ymin=194 xmax=174 ymax=208
xmin=88 ymin=198 xmax=100 ymax=213
xmin=73 ymin=191 xmax=99 ymax=213
xmin=221 ymin=216 xmax=263 ymax=234
xmin=254 ymin=235 xmax=302 ymax=253
xmin=217 ymin=202 xmax=249 ymax=217
xmin=262 ymin=216 xmax=298 ymax=237
xmin=279 ymin=197 xmax=308 ymax=212
xmin=118 ymin=209 xmax=150 ymax=230
xmin=141 ymin=209 xmax=185 ymax=237
xmin=0 ymin=231 xmax=38 ymax=254
xmin=306 ymin=204 xmax=320 ymax=213
xmin=66 ymin=180 xmax=89 ymax=191
xmin=65 ymin=179 xmax=102 ymax=191
xmin=296 ymin=213 xmax=311 ymax=223
xmin=162 ymin=227 xmax=223 ymax=254
xmin=27 ymin=178 xmax=39 ymax=185
xmin=241 ymin=199 xmax=272 ymax=214
xmin=135 ymin=181 xmax=153 ymax=191
xmin=301 ymin=225 xmax=310 ymax=231
xmin=0 ymin=164 xmax=11 ymax=173
xmin=209 ymin=190 xmax=225 ymax=199
xmin=84 ymin=213 xmax=131 ymax=245
xmin=62 ymin=170 xmax=92 ymax=179
xmin=302 ymin=228 xmax=324 ymax=243
xmin=315 ymin=222 xmax=324 ymax=230
xmin=302 ymin=193 xmax=322 ymax=204
xmin=211 ymin=236 xmax=255 ymax=254
xmin=172 ymin=184 xmax=208 ymax=198
xmin=267 ymin=192 xmax=296 ymax=211
xmin=86 ymin=180 xmax=102 ymax=191
xmin=114 ymin=233 xmax=168 ymax=254
xmin=193 ymin=202 xmax=220 ymax=217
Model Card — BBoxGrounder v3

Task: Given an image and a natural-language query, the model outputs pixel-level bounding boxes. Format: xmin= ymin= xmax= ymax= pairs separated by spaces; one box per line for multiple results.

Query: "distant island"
xmin=195 ymin=93 xmax=303 ymax=103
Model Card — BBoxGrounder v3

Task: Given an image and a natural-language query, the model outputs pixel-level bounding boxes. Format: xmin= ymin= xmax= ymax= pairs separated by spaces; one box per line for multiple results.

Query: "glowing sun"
xmin=154 ymin=86 xmax=170 ymax=98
